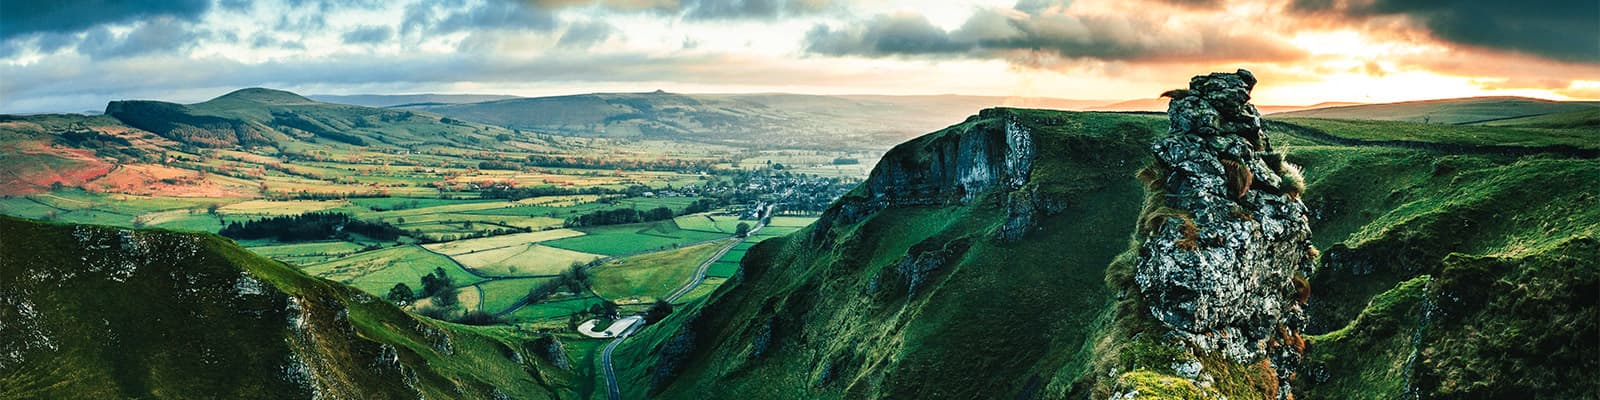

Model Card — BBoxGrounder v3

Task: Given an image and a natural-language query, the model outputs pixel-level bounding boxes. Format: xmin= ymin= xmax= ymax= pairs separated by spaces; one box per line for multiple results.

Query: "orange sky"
xmin=1 ymin=0 xmax=1596 ymax=112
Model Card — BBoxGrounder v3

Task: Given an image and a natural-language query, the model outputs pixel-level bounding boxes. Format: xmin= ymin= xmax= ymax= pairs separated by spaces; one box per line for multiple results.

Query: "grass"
xmin=1275 ymin=117 xmax=1600 ymax=150
xmin=542 ymin=221 xmax=729 ymax=256
xmin=471 ymin=277 xmax=556 ymax=314
xmin=301 ymin=245 xmax=487 ymax=297
xmin=247 ymin=240 xmax=370 ymax=265
xmin=589 ymin=240 xmax=730 ymax=303
xmin=672 ymin=213 xmax=741 ymax=233
xmin=421 ymin=229 xmax=587 ymax=255
xmin=506 ymin=296 xmax=607 ymax=322
xmin=451 ymin=244 xmax=604 ymax=277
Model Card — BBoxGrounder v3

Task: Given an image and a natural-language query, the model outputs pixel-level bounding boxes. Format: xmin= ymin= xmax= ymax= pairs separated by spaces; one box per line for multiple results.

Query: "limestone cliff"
xmin=1129 ymin=70 xmax=1315 ymax=398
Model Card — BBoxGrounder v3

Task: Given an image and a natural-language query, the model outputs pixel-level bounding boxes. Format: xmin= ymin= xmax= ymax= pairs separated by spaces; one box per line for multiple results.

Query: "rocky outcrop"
xmin=1135 ymin=70 xmax=1316 ymax=398
xmin=813 ymin=108 xmax=1039 ymax=241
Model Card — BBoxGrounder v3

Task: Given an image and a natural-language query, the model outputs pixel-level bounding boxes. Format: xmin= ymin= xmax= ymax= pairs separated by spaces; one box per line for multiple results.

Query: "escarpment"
xmin=1125 ymin=69 xmax=1316 ymax=398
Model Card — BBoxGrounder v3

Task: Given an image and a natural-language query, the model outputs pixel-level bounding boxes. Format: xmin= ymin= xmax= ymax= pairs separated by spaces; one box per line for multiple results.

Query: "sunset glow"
xmin=2 ymin=0 xmax=1596 ymax=112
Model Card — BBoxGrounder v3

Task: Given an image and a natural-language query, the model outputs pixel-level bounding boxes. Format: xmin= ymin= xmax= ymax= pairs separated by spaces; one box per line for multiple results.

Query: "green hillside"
xmin=609 ymin=108 xmax=1597 ymax=399
xmin=1270 ymin=96 xmax=1596 ymax=125
xmin=0 ymin=216 xmax=578 ymax=399
xmin=105 ymin=88 xmax=519 ymax=151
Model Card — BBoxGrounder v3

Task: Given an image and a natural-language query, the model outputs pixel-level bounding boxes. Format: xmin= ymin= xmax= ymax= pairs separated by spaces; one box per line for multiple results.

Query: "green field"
xmin=505 ymin=296 xmax=607 ymax=322
xmin=470 ymin=277 xmax=556 ymax=314
xmin=672 ymin=213 xmax=742 ymax=233
xmin=453 ymin=244 xmax=604 ymax=277
xmin=247 ymin=241 xmax=371 ymax=265
xmin=589 ymin=240 xmax=731 ymax=303
xmin=1276 ymin=117 xmax=1600 ymax=150
xmin=542 ymin=220 xmax=730 ymax=256
xmin=302 ymin=245 xmax=487 ymax=296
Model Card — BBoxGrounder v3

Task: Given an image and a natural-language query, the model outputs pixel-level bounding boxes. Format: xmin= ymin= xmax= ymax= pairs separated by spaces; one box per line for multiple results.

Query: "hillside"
xmin=309 ymin=94 xmax=522 ymax=108
xmin=104 ymin=88 xmax=519 ymax=151
xmin=608 ymin=89 xmax=1598 ymax=397
xmin=1270 ymin=96 xmax=1598 ymax=124
xmin=0 ymin=216 xmax=578 ymax=398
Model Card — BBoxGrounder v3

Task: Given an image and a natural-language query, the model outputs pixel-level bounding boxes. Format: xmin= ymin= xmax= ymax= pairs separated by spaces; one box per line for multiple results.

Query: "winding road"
xmin=599 ymin=205 xmax=772 ymax=400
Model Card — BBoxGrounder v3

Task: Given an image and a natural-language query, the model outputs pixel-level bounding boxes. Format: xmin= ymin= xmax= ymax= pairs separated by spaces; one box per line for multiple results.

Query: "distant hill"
xmin=1476 ymin=107 xmax=1600 ymax=129
xmin=309 ymin=93 xmax=522 ymax=108
xmin=403 ymin=92 xmax=1111 ymax=148
xmin=103 ymin=88 xmax=517 ymax=150
xmin=1270 ymin=96 xmax=1598 ymax=124
xmin=1084 ymin=97 xmax=1353 ymax=113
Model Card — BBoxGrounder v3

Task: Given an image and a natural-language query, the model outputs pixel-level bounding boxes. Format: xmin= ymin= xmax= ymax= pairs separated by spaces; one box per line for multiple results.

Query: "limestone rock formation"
xmin=1136 ymin=69 xmax=1316 ymax=398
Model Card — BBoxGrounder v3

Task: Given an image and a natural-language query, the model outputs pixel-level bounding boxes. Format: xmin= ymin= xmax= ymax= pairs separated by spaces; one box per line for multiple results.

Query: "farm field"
xmin=542 ymin=220 xmax=730 ymax=256
xmin=505 ymin=296 xmax=607 ymax=322
xmin=470 ymin=277 xmax=556 ymax=314
xmin=452 ymin=244 xmax=603 ymax=277
xmin=589 ymin=240 xmax=732 ymax=304
xmin=672 ymin=212 xmax=743 ymax=233
xmin=247 ymin=241 xmax=372 ymax=265
xmin=301 ymin=245 xmax=487 ymax=296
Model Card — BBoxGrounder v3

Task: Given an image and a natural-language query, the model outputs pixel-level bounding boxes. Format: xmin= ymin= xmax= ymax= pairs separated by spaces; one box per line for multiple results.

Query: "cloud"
xmin=404 ymin=0 xmax=560 ymax=35
xmin=1289 ymin=0 xmax=1600 ymax=63
xmin=77 ymin=18 xmax=205 ymax=59
xmin=0 ymin=0 xmax=210 ymax=41
xmin=805 ymin=14 xmax=971 ymax=56
xmin=683 ymin=0 xmax=833 ymax=20
xmin=806 ymin=4 xmax=1307 ymax=64
xmin=557 ymin=21 xmax=617 ymax=48
xmin=342 ymin=25 xmax=395 ymax=44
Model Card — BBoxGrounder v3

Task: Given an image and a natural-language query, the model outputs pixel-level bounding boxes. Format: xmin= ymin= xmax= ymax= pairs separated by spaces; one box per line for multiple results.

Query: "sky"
xmin=1 ymin=0 xmax=1597 ymax=113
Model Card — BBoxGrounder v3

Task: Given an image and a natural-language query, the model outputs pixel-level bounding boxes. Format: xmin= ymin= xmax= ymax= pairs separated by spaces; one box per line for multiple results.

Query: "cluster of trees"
xmin=477 ymin=182 xmax=613 ymax=200
xmin=526 ymin=155 xmax=715 ymax=172
xmin=563 ymin=207 xmax=675 ymax=228
xmin=388 ymin=268 xmax=503 ymax=325
xmin=219 ymin=212 xmax=406 ymax=242
xmin=477 ymin=160 xmax=521 ymax=170
xmin=525 ymin=263 xmax=592 ymax=304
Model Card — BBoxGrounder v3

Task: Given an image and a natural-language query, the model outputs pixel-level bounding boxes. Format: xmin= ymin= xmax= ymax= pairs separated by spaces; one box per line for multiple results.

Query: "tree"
xmin=600 ymin=301 xmax=619 ymax=318
xmin=420 ymin=267 xmax=453 ymax=297
xmin=387 ymin=283 xmax=415 ymax=305
xmin=644 ymin=300 xmax=674 ymax=324
xmin=435 ymin=285 xmax=459 ymax=307
xmin=735 ymin=222 xmax=752 ymax=237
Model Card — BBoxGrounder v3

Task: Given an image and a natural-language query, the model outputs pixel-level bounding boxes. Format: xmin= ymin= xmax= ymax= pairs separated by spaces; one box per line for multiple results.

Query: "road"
xmin=600 ymin=205 xmax=772 ymax=400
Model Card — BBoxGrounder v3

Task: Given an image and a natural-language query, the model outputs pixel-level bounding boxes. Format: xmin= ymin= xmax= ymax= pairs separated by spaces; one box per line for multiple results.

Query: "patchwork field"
xmin=672 ymin=212 xmax=743 ymax=233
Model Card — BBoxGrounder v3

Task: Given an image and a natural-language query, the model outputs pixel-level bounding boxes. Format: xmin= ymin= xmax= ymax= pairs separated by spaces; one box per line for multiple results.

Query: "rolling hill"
xmin=1270 ymin=96 xmax=1598 ymax=124
xmin=403 ymin=92 xmax=1115 ymax=149
xmin=308 ymin=94 xmax=522 ymax=108
xmin=0 ymin=216 xmax=579 ymax=398
xmin=105 ymin=88 xmax=519 ymax=151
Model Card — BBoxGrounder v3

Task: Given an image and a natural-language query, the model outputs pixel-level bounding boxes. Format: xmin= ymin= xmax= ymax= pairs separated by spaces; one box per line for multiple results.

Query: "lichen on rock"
xmin=1135 ymin=69 xmax=1317 ymax=398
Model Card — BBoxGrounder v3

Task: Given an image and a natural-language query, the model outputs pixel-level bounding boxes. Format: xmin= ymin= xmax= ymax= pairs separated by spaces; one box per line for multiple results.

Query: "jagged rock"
xmin=1136 ymin=70 xmax=1316 ymax=397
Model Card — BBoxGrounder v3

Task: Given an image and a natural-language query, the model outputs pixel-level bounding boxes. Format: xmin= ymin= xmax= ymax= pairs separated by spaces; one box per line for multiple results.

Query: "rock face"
xmin=1135 ymin=70 xmax=1316 ymax=397
xmin=813 ymin=108 xmax=1038 ymax=239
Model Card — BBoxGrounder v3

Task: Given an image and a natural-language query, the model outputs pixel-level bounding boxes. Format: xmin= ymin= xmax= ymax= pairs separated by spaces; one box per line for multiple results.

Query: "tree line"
xmin=219 ymin=212 xmax=405 ymax=241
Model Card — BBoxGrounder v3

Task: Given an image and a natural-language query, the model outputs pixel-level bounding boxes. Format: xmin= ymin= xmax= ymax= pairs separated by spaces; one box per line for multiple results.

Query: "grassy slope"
xmin=0 ymin=216 xmax=573 ymax=399
xmin=621 ymin=109 xmax=1160 ymax=399
xmin=1270 ymin=96 xmax=1595 ymax=125
xmin=589 ymin=240 xmax=731 ymax=303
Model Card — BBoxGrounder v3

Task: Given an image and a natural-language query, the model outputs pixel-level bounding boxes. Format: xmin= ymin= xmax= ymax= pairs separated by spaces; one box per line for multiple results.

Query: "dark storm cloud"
xmin=806 ymin=6 xmax=1306 ymax=63
xmin=342 ymin=25 xmax=395 ymax=44
xmin=805 ymin=14 xmax=971 ymax=56
xmin=0 ymin=0 xmax=211 ymax=41
xmin=77 ymin=18 xmax=205 ymax=59
xmin=556 ymin=20 xmax=617 ymax=48
xmin=1290 ymin=0 xmax=1600 ymax=63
